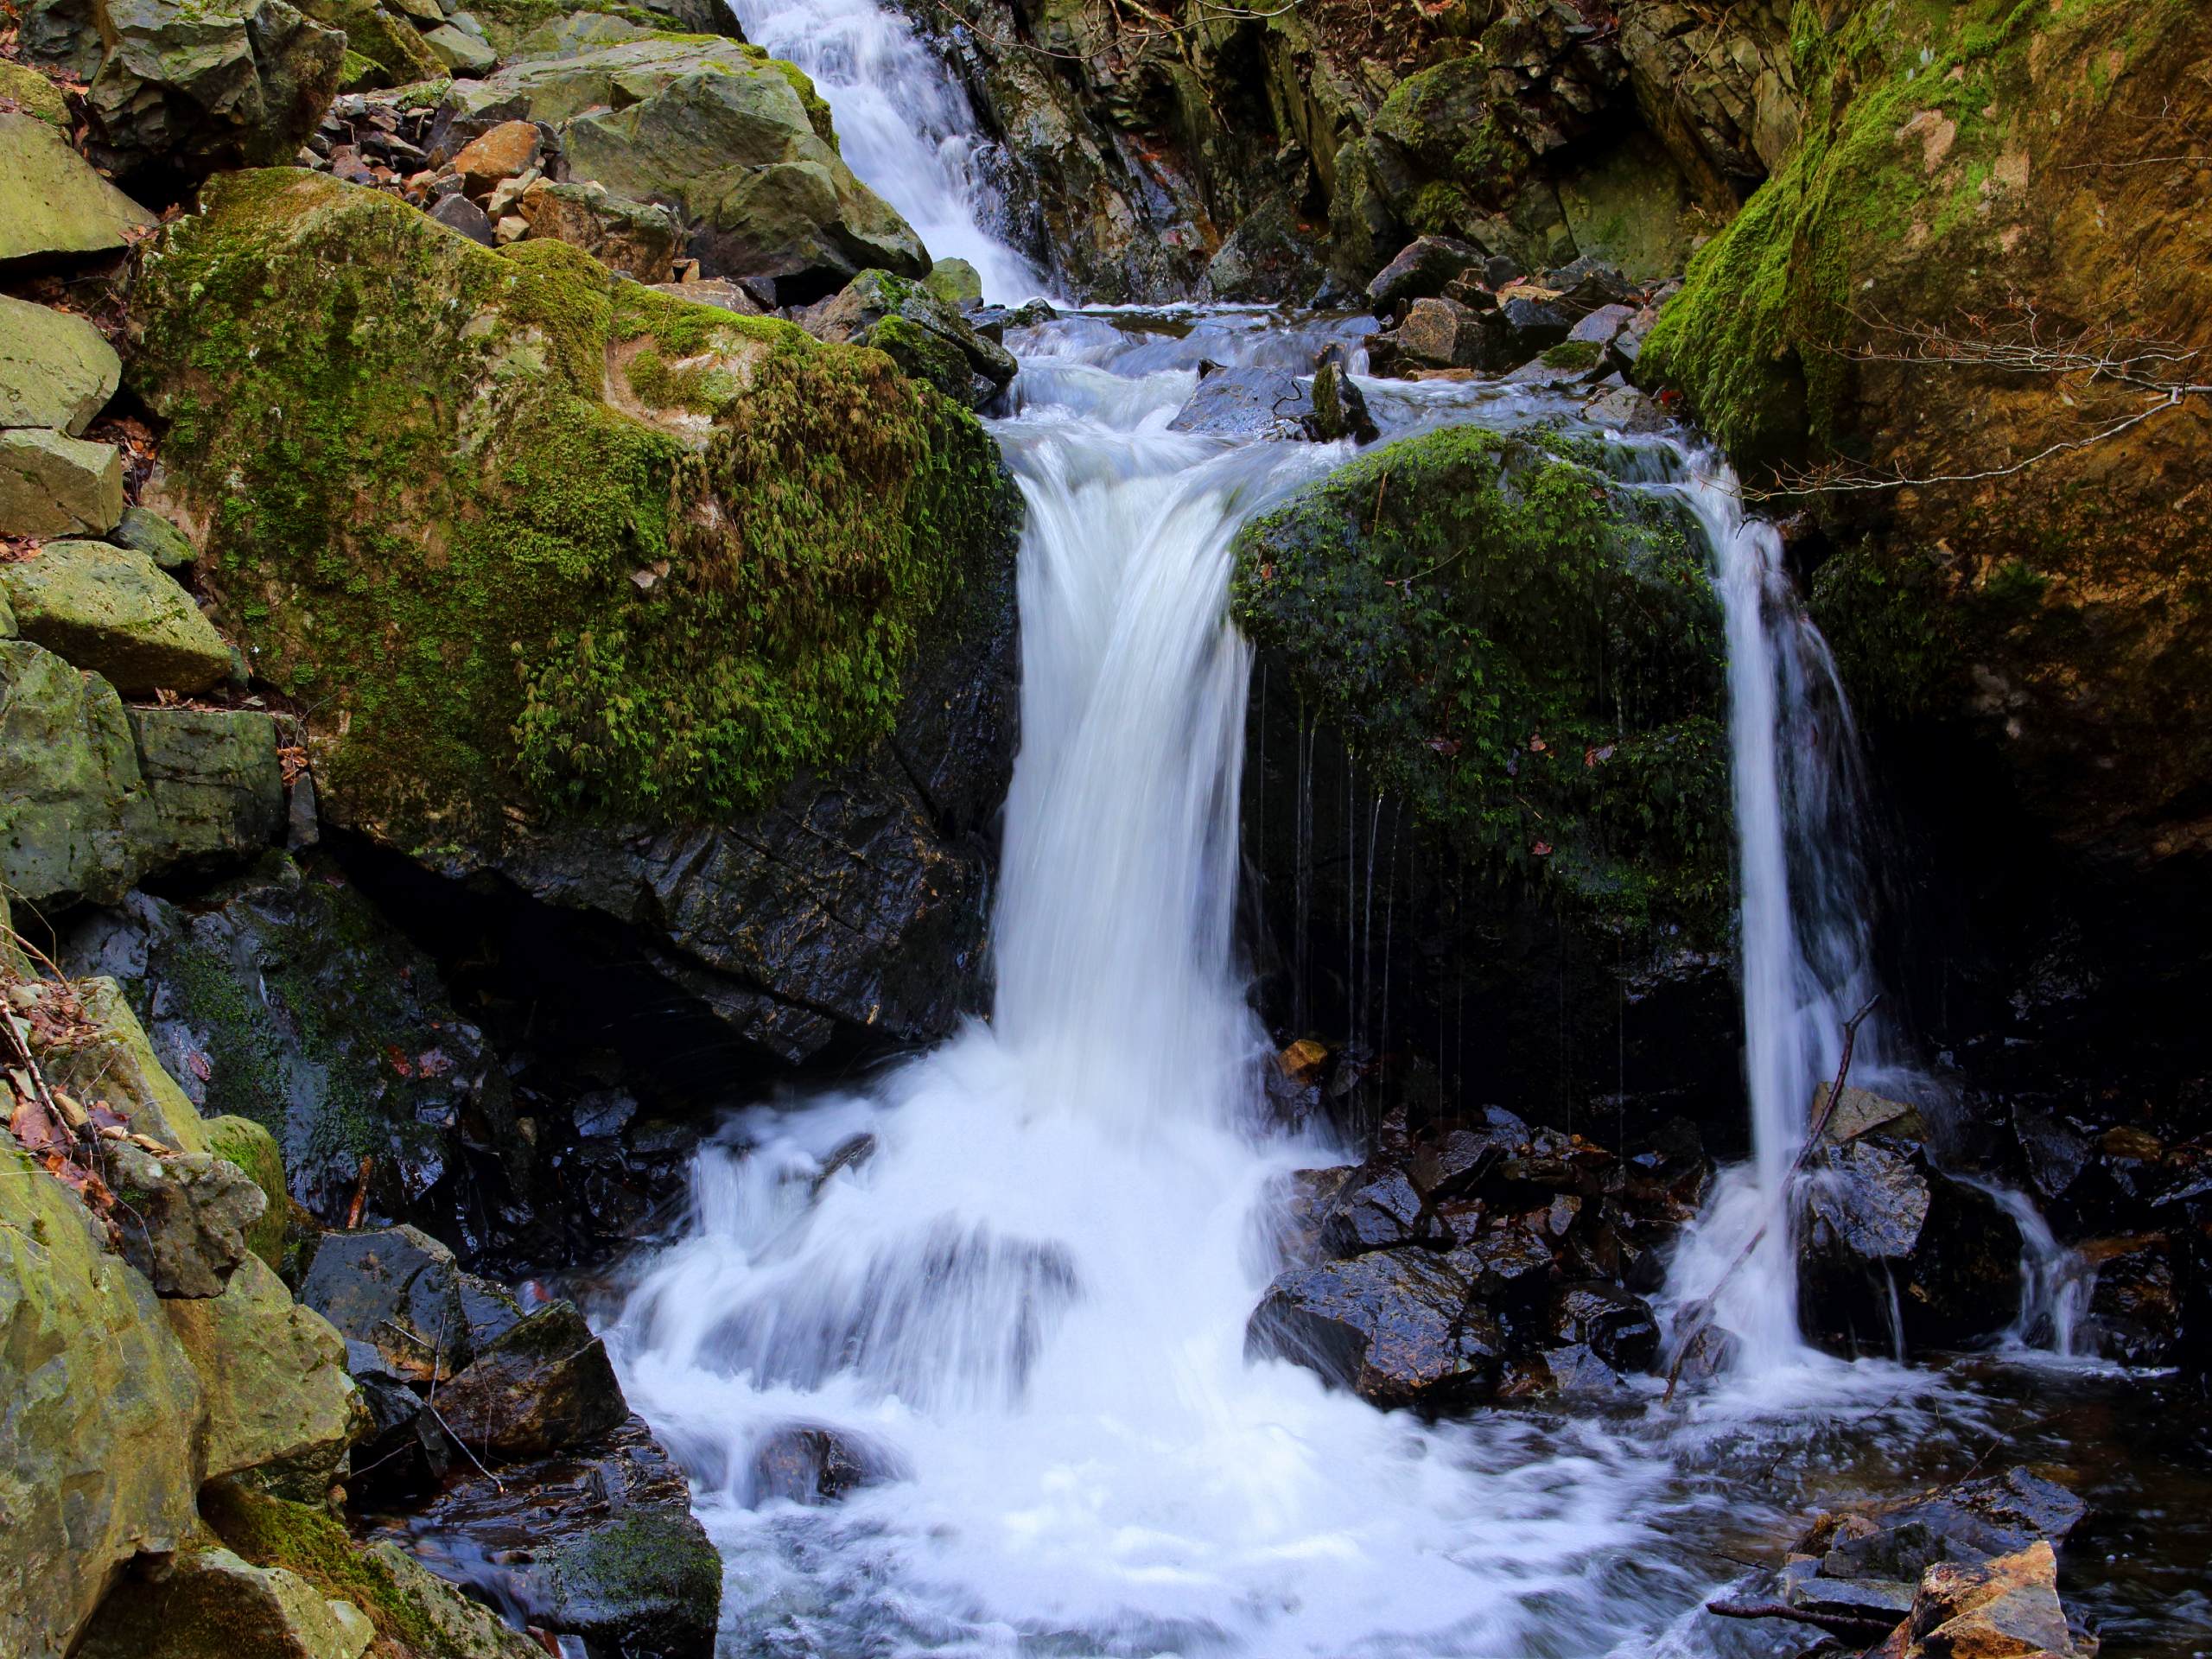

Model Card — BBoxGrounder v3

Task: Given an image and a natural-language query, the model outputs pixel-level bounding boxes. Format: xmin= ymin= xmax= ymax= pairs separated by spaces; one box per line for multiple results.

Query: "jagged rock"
xmin=0 ymin=111 xmax=157 ymax=266
xmin=1319 ymin=1162 xmax=1442 ymax=1256
xmin=1 ymin=538 xmax=232 ymax=694
xmin=514 ymin=177 xmax=681 ymax=282
xmin=450 ymin=117 xmax=540 ymax=190
xmin=804 ymin=267 xmax=1016 ymax=407
xmin=2080 ymin=1233 xmax=2180 ymax=1365
xmin=1549 ymin=1281 xmax=1659 ymax=1371
xmin=1384 ymin=296 xmax=1492 ymax=372
xmin=298 ymin=1225 xmax=512 ymax=1381
xmin=164 ymin=1255 xmax=364 ymax=1500
xmin=750 ymin=1422 xmax=900 ymax=1505
xmin=428 ymin=190 xmax=497 ymax=245
xmin=433 ymin=1300 xmax=627 ymax=1458
xmin=0 ymin=638 xmax=148 ymax=907
xmin=424 ymin=21 xmax=498 ymax=73
xmin=112 ymin=503 xmax=197 ymax=569
xmin=1796 ymin=1139 xmax=2023 ymax=1357
xmin=76 ymin=1547 xmax=373 ymax=1659
xmin=1815 ymin=1083 xmax=1929 ymax=1145
xmin=0 ymin=427 xmax=124 ymax=537
xmin=1269 ymin=1166 xmax=1356 ymax=1267
xmin=370 ymin=1413 xmax=721 ymax=1656
xmin=1203 ymin=188 xmax=1325 ymax=305
xmin=203 ymin=1111 xmax=287 ymax=1268
xmin=0 ymin=1147 xmax=205 ymax=1659
xmin=67 ymin=0 xmax=346 ymax=185
xmin=1246 ymin=1249 xmax=1502 ymax=1408
xmin=126 ymin=706 xmax=287 ymax=869
xmin=107 ymin=1140 xmax=265 ymax=1297
xmin=128 ymin=171 xmax=1017 ymax=1073
xmin=1166 ymin=365 xmax=1313 ymax=440
xmin=0 ymin=294 xmax=122 ymax=435
xmin=1567 ymin=302 xmax=1637 ymax=347
xmin=436 ymin=36 xmax=925 ymax=301
xmin=1902 ymin=1541 xmax=2088 ymax=1659
xmin=1306 ymin=354 xmax=1377 ymax=444
xmin=62 ymin=855 xmax=531 ymax=1235
xmin=1366 ymin=235 xmax=1485 ymax=313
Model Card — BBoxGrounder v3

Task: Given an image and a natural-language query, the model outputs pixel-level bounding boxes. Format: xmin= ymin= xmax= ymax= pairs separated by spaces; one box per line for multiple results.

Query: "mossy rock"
xmin=204 ymin=1113 xmax=289 ymax=1268
xmin=1231 ymin=423 xmax=1729 ymax=947
xmin=545 ymin=1509 xmax=721 ymax=1656
xmin=129 ymin=169 xmax=1014 ymax=849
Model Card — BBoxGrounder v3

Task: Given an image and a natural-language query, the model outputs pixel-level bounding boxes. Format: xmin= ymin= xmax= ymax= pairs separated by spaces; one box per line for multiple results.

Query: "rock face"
xmin=435 ymin=36 xmax=927 ymax=301
xmin=432 ymin=1300 xmax=627 ymax=1457
xmin=0 ymin=1146 xmax=206 ymax=1659
xmin=129 ymin=170 xmax=1019 ymax=1069
xmin=75 ymin=1547 xmax=375 ymax=1659
xmin=107 ymin=1141 xmax=267 ymax=1297
xmin=1231 ymin=425 xmax=1738 ymax=1126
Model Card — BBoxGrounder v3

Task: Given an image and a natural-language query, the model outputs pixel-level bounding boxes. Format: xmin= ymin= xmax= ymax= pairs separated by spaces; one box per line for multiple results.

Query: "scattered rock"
xmin=0 ymin=427 xmax=124 ymax=537
xmin=0 ymin=293 xmax=122 ymax=435
xmin=423 ymin=21 xmax=499 ymax=74
xmin=1797 ymin=1466 xmax=2087 ymax=1582
xmin=428 ymin=189 xmax=497 ymax=245
xmin=513 ymin=177 xmax=681 ymax=281
xmin=1 ymin=538 xmax=232 ymax=695
xmin=1245 ymin=1248 xmax=1502 ymax=1409
xmin=107 ymin=1140 xmax=266 ymax=1298
xmin=804 ymin=266 xmax=1016 ymax=406
xmin=451 ymin=117 xmax=539 ymax=190
xmin=1306 ymin=353 xmax=1377 ymax=444
xmin=1567 ymin=302 xmax=1637 ymax=347
xmin=1166 ymin=364 xmax=1313 ymax=440
xmin=75 ymin=1547 xmax=373 ymax=1659
xmin=0 ymin=111 xmax=157 ymax=267
xmin=433 ymin=1300 xmax=628 ymax=1459
xmin=1366 ymin=235 xmax=1485 ymax=313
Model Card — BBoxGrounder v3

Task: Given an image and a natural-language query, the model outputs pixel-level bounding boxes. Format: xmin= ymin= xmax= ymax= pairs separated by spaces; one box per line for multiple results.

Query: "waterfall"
xmin=1656 ymin=458 xmax=1889 ymax=1377
xmin=727 ymin=0 xmax=1044 ymax=301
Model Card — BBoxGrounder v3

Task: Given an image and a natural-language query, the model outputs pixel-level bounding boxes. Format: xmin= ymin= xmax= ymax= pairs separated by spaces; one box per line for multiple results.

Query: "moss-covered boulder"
xmin=0 ymin=637 xmax=149 ymax=907
xmin=1 ymin=538 xmax=233 ymax=695
xmin=130 ymin=169 xmax=1020 ymax=1065
xmin=1636 ymin=0 xmax=2212 ymax=867
xmin=76 ymin=1547 xmax=374 ymax=1659
xmin=43 ymin=973 xmax=214 ymax=1151
xmin=1232 ymin=424 xmax=1736 ymax=1126
xmin=205 ymin=1112 xmax=289 ymax=1268
xmin=435 ymin=35 xmax=926 ymax=301
xmin=0 ymin=1147 xmax=206 ymax=1659
xmin=164 ymin=1255 xmax=365 ymax=1502
xmin=0 ymin=292 xmax=122 ymax=435
xmin=0 ymin=427 xmax=124 ymax=537
xmin=0 ymin=111 xmax=156 ymax=267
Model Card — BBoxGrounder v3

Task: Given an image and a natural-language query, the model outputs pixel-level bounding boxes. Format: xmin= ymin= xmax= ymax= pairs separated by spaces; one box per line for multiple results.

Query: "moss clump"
xmin=548 ymin=1510 xmax=722 ymax=1649
xmin=1540 ymin=339 xmax=1603 ymax=372
xmin=130 ymin=170 xmax=1015 ymax=846
xmin=1231 ymin=424 xmax=1728 ymax=944
xmin=201 ymin=1482 xmax=444 ymax=1655
xmin=202 ymin=1114 xmax=287 ymax=1268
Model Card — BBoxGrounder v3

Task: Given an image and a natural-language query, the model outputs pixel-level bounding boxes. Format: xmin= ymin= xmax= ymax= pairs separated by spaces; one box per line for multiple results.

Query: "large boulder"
xmin=0 ymin=428 xmax=124 ymax=537
xmin=0 ymin=1148 xmax=206 ymax=1659
xmin=75 ymin=1547 xmax=374 ymax=1659
xmin=434 ymin=36 xmax=927 ymax=302
xmin=431 ymin=1300 xmax=627 ymax=1458
xmin=164 ymin=1255 xmax=365 ymax=1501
xmin=0 ymin=111 xmax=157 ymax=267
xmin=0 ymin=294 xmax=123 ymax=434
xmin=1245 ymin=1249 xmax=1503 ymax=1408
xmin=0 ymin=538 xmax=233 ymax=696
xmin=297 ymin=1225 xmax=519 ymax=1382
xmin=129 ymin=170 xmax=1019 ymax=1070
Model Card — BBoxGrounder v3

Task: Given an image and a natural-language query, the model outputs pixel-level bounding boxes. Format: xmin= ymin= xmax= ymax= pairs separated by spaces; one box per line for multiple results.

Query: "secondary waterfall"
xmin=727 ymin=0 xmax=1043 ymax=301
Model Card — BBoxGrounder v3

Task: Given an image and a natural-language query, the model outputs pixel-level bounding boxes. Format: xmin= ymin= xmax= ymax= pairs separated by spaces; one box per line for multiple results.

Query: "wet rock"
xmin=1493 ymin=292 xmax=1573 ymax=358
xmin=1386 ymin=296 xmax=1493 ymax=372
xmin=1798 ymin=1466 xmax=2086 ymax=1582
xmin=1796 ymin=1139 xmax=2023 ymax=1356
xmin=1567 ymin=302 xmax=1637 ymax=347
xmin=1583 ymin=380 xmax=1669 ymax=434
xmin=1410 ymin=1108 xmax=1532 ymax=1200
xmin=298 ymin=1224 xmax=503 ymax=1381
xmin=0 ymin=639 xmax=152 ymax=908
xmin=0 ymin=1147 xmax=204 ymax=1659
xmin=750 ymin=1422 xmax=900 ymax=1505
xmin=1202 ymin=188 xmax=1326 ymax=306
xmin=1306 ymin=353 xmax=1376 ymax=445
xmin=433 ymin=1300 xmax=628 ymax=1459
xmin=0 ymin=427 xmax=124 ymax=537
xmin=1815 ymin=1083 xmax=1929 ymax=1146
xmin=1246 ymin=1249 xmax=1500 ymax=1409
xmin=1666 ymin=1320 xmax=1740 ymax=1389
xmin=1902 ymin=1541 xmax=2088 ymax=1659
xmin=804 ymin=267 xmax=1016 ymax=407
xmin=2012 ymin=1107 xmax=2093 ymax=1203
xmin=0 ymin=293 xmax=121 ymax=435
xmin=810 ymin=1130 xmax=877 ymax=1195
xmin=1366 ymin=235 xmax=1485 ymax=313
xmin=2081 ymin=1233 xmax=2181 ymax=1366
xmin=1167 ymin=365 xmax=1313 ymax=440
xmin=1549 ymin=1281 xmax=1659 ymax=1371
xmin=514 ymin=177 xmax=682 ymax=283
xmin=1540 ymin=256 xmax=1635 ymax=310
xmin=372 ymin=1413 xmax=721 ymax=1657
xmin=2 ymin=539 xmax=232 ymax=695
xmin=75 ymin=1546 xmax=373 ymax=1659
xmin=108 ymin=1141 xmax=266 ymax=1298
xmin=573 ymin=1087 xmax=639 ymax=1140
xmin=1534 ymin=1343 xmax=1628 ymax=1397
xmin=125 ymin=707 xmax=287 ymax=874
xmin=163 ymin=1255 xmax=363 ymax=1502
xmin=1319 ymin=1161 xmax=1442 ymax=1256
xmin=925 ymin=257 xmax=984 ymax=308
xmin=1269 ymin=1165 xmax=1355 ymax=1268
xmin=0 ymin=110 xmax=156 ymax=268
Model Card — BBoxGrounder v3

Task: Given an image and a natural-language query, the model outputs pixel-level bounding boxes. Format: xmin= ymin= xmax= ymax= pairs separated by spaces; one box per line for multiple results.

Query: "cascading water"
xmin=726 ymin=0 xmax=1043 ymax=300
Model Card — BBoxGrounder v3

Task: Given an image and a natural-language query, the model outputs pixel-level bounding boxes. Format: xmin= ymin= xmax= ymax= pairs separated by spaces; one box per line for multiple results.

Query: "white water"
xmin=727 ymin=0 xmax=1045 ymax=301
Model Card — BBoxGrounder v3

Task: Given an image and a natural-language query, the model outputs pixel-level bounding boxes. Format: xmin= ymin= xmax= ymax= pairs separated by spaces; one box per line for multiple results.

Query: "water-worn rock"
xmin=436 ymin=36 xmax=925 ymax=301
xmin=129 ymin=170 xmax=1018 ymax=1071
xmin=0 ymin=538 xmax=232 ymax=694
xmin=75 ymin=1547 xmax=374 ymax=1659
xmin=163 ymin=1254 xmax=363 ymax=1499
xmin=1902 ymin=1541 xmax=2088 ymax=1659
xmin=433 ymin=1300 xmax=627 ymax=1458
xmin=59 ymin=0 xmax=347 ymax=185
xmin=0 ymin=294 xmax=121 ymax=435
xmin=1796 ymin=1466 xmax=2087 ymax=1582
xmin=1166 ymin=365 xmax=1313 ymax=441
xmin=0 ymin=427 xmax=124 ymax=537
xmin=1367 ymin=236 xmax=1485 ymax=313
xmin=0 ymin=111 xmax=157 ymax=267
xmin=108 ymin=1139 xmax=265 ymax=1297
xmin=1306 ymin=354 xmax=1376 ymax=445
xmin=0 ymin=1147 xmax=205 ymax=1659
xmin=1246 ymin=1248 xmax=1501 ymax=1408
xmin=750 ymin=1422 xmax=899 ymax=1506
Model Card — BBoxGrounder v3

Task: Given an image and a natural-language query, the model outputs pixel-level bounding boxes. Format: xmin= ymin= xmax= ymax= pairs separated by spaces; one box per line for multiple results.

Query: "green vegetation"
xmin=130 ymin=170 xmax=1015 ymax=847
xmin=1230 ymin=425 xmax=1729 ymax=944
xmin=201 ymin=1114 xmax=287 ymax=1268
xmin=202 ymin=1483 xmax=448 ymax=1655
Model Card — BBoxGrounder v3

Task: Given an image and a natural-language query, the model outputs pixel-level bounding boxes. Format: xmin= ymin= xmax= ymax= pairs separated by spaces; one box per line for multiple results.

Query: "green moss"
xmin=1231 ymin=425 xmax=1729 ymax=944
xmin=201 ymin=1483 xmax=444 ymax=1655
xmin=202 ymin=1114 xmax=287 ymax=1269
xmin=130 ymin=170 xmax=1015 ymax=844
xmin=549 ymin=1510 xmax=721 ymax=1637
xmin=1540 ymin=339 xmax=1603 ymax=372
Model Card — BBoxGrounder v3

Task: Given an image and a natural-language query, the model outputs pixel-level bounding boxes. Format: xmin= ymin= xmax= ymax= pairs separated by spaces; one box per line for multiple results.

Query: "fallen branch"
xmin=1707 ymin=1599 xmax=1900 ymax=1641
xmin=1664 ymin=995 xmax=1880 ymax=1399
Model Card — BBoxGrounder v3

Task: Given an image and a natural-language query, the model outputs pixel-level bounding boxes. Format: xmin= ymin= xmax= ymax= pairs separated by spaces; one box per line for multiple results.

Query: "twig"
xmin=423 ymin=1399 xmax=502 ymax=1491
xmin=1706 ymin=1599 xmax=1899 ymax=1640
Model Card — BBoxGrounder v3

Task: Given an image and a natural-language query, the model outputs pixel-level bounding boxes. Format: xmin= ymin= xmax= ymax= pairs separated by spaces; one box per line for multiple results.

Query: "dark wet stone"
xmin=300 ymin=1225 xmax=473 ymax=1382
xmin=1166 ymin=365 xmax=1314 ymax=440
xmin=1666 ymin=1321 xmax=1739 ymax=1389
xmin=1539 ymin=1343 xmax=1627 ymax=1397
xmin=1366 ymin=235 xmax=1484 ymax=312
xmin=1799 ymin=1466 xmax=2088 ymax=1582
xmin=1245 ymin=1249 xmax=1500 ymax=1409
xmin=433 ymin=1300 xmax=628 ymax=1459
xmin=1540 ymin=257 xmax=1635 ymax=309
xmin=1550 ymin=1281 xmax=1660 ymax=1372
xmin=2082 ymin=1233 xmax=2181 ymax=1364
xmin=1788 ymin=1573 xmax=1917 ymax=1619
xmin=810 ymin=1132 xmax=878 ymax=1196
xmin=1319 ymin=1163 xmax=1440 ymax=1256
xmin=1447 ymin=1225 xmax=1556 ymax=1306
xmin=749 ymin=1423 xmax=901 ymax=1506
xmin=574 ymin=1088 xmax=639 ymax=1140
xmin=2012 ymin=1107 xmax=2092 ymax=1201
xmin=1307 ymin=354 xmax=1377 ymax=445
xmin=1409 ymin=1108 xmax=1530 ymax=1200
xmin=429 ymin=190 xmax=495 ymax=245
xmin=1494 ymin=295 xmax=1573 ymax=359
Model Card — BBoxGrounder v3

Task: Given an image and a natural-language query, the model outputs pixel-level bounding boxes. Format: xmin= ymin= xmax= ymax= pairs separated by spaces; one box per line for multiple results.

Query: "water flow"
xmin=1658 ymin=458 xmax=1889 ymax=1376
xmin=728 ymin=0 xmax=1043 ymax=300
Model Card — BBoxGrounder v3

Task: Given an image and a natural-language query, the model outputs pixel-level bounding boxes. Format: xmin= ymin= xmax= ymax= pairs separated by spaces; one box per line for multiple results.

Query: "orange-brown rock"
xmin=451 ymin=119 xmax=540 ymax=194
